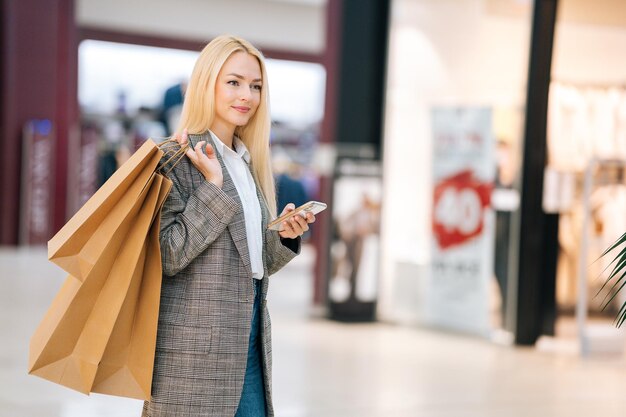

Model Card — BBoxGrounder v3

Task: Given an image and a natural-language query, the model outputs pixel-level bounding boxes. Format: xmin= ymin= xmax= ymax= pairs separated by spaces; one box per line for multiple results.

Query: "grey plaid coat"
xmin=142 ymin=132 xmax=300 ymax=417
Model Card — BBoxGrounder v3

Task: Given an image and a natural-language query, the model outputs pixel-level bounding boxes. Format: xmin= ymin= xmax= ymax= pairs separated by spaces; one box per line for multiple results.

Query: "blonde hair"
xmin=177 ymin=35 xmax=277 ymax=216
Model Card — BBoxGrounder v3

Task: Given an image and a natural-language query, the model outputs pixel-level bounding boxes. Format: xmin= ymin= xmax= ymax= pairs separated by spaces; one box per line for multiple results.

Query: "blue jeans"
xmin=235 ymin=279 xmax=267 ymax=417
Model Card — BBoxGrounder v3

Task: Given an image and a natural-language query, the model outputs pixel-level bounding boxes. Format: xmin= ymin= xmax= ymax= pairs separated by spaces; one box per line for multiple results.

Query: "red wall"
xmin=0 ymin=0 xmax=78 ymax=245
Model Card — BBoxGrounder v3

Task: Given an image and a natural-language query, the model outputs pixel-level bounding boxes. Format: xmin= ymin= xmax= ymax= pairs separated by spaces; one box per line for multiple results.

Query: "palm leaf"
xmin=601 ymin=232 xmax=626 ymax=256
xmin=596 ymin=254 xmax=626 ymax=301
xmin=598 ymin=232 xmax=626 ymax=327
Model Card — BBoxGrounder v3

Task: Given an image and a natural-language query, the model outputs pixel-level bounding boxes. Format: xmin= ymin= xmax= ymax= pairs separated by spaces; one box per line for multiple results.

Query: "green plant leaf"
xmin=601 ymin=232 xmax=626 ymax=257
xmin=598 ymin=233 xmax=626 ymax=327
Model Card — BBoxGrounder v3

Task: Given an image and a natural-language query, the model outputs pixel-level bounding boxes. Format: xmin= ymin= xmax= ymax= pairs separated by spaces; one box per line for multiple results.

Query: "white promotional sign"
xmin=429 ymin=108 xmax=495 ymax=336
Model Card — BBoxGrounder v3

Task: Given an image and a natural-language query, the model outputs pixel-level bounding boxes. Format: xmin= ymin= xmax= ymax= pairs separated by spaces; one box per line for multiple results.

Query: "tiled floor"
xmin=3 ymin=246 xmax=626 ymax=416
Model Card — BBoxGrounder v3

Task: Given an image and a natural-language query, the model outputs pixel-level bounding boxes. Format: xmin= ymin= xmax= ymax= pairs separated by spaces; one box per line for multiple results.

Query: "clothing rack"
xmin=577 ymin=158 xmax=626 ymax=356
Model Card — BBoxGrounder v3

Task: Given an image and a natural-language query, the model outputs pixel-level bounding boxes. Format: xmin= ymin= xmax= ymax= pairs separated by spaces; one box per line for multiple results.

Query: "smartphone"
xmin=267 ymin=201 xmax=327 ymax=231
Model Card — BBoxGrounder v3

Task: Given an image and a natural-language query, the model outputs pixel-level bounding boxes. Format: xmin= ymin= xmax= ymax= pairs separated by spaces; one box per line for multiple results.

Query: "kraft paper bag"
xmin=91 ymin=178 xmax=171 ymax=399
xmin=48 ymin=140 xmax=163 ymax=282
xmin=28 ymin=172 xmax=169 ymax=397
xmin=29 ymin=138 xmax=182 ymax=399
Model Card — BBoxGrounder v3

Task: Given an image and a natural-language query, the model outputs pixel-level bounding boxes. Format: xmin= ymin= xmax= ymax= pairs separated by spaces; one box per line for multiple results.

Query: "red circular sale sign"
xmin=432 ymin=170 xmax=492 ymax=249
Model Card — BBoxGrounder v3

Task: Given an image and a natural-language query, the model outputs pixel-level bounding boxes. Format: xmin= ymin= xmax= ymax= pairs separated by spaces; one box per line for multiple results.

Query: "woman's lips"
xmin=232 ymin=106 xmax=250 ymax=113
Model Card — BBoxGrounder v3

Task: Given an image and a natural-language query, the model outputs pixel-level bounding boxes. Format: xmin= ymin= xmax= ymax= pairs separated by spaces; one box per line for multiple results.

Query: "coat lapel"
xmin=190 ymin=132 xmax=253 ymax=278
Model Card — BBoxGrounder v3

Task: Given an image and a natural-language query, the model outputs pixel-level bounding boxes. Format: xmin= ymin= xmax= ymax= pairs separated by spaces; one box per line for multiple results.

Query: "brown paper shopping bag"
xmin=29 ymin=138 xmax=182 ymax=399
xmin=28 ymin=172 xmax=170 ymax=396
xmin=91 ymin=178 xmax=171 ymax=399
xmin=47 ymin=140 xmax=162 ymax=282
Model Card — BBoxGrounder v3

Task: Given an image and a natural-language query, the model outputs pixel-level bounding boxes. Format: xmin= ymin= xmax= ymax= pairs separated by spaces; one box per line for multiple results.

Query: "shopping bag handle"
xmin=156 ymin=139 xmax=188 ymax=177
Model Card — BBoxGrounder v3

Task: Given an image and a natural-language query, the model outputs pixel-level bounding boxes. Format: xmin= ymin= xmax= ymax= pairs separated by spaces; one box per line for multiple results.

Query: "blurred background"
xmin=3 ymin=0 xmax=626 ymax=415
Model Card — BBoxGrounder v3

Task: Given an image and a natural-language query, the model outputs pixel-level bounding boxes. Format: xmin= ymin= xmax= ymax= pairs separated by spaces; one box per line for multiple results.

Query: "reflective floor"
xmin=3 ymin=246 xmax=626 ymax=417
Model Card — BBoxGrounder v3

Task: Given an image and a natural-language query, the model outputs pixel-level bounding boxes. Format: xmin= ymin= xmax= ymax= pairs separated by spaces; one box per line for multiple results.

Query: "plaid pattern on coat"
xmin=142 ymin=132 xmax=300 ymax=417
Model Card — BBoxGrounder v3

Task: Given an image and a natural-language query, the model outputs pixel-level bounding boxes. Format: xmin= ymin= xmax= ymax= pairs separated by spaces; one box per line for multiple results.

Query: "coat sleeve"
xmin=264 ymin=229 xmax=301 ymax=276
xmin=160 ymin=172 xmax=239 ymax=276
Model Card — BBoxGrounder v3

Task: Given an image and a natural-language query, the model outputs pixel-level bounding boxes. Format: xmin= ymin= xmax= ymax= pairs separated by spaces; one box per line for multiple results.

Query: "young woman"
xmin=142 ymin=35 xmax=315 ymax=417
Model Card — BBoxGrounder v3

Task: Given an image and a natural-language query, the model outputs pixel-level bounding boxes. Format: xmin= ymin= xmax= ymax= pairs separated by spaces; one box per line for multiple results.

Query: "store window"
xmin=546 ymin=0 xmax=626 ymax=355
xmin=379 ymin=0 xmax=533 ymax=339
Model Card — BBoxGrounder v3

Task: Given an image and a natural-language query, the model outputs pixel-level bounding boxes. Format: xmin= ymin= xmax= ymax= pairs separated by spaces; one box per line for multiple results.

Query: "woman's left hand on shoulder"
xmin=278 ymin=203 xmax=316 ymax=239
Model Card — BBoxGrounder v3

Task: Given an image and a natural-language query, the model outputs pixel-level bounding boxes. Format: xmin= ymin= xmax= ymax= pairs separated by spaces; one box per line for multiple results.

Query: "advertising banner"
xmin=430 ymin=108 xmax=495 ymax=336
xmin=20 ymin=120 xmax=55 ymax=245
xmin=328 ymin=159 xmax=382 ymax=321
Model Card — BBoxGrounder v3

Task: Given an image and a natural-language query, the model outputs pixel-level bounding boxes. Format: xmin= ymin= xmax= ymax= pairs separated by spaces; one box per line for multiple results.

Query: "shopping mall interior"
xmin=3 ymin=0 xmax=626 ymax=416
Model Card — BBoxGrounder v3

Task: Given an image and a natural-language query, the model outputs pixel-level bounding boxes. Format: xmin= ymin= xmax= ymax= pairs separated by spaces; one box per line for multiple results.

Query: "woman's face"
xmin=212 ymin=51 xmax=263 ymax=137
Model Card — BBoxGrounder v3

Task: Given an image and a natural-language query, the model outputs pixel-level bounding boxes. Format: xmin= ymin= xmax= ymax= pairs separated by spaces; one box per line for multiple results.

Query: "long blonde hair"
xmin=177 ymin=35 xmax=277 ymax=216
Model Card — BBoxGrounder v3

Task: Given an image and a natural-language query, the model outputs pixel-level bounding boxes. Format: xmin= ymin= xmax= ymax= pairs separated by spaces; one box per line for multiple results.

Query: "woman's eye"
xmin=252 ymin=84 xmax=262 ymax=91
xmin=227 ymin=80 xmax=239 ymax=86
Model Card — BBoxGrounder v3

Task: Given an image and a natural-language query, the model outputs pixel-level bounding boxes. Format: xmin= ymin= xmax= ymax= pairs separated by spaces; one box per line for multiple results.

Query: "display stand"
xmin=577 ymin=158 xmax=626 ymax=356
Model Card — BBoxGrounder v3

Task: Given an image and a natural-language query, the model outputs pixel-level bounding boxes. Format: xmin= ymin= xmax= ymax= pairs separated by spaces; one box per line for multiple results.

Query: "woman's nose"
xmin=240 ymin=86 xmax=252 ymax=101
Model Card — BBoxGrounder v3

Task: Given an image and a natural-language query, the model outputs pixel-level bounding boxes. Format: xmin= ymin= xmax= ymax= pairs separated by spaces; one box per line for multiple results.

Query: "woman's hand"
xmin=175 ymin=128 xmax=223 ymax=188
xmin=277 ymin=203 xmax=316 ymax=239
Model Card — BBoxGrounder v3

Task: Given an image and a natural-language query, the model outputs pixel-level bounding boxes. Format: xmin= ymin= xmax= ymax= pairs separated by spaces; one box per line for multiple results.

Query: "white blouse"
xmin=209 ymin=131 xmax=264 ymax=279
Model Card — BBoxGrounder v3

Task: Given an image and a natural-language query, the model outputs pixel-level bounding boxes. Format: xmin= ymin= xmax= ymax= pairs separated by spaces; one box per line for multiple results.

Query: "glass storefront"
xmin=378 ymin=0 xmax=626 ymax=353
xmin=379 ymin=0 xmax=533 ymax=340
xmin=547 ymin=0 xmax=626 ymax=355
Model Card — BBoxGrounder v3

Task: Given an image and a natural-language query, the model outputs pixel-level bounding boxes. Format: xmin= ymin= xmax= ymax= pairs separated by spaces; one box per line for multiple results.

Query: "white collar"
xmin=209 ymin=130 xmax=251 ymax=163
